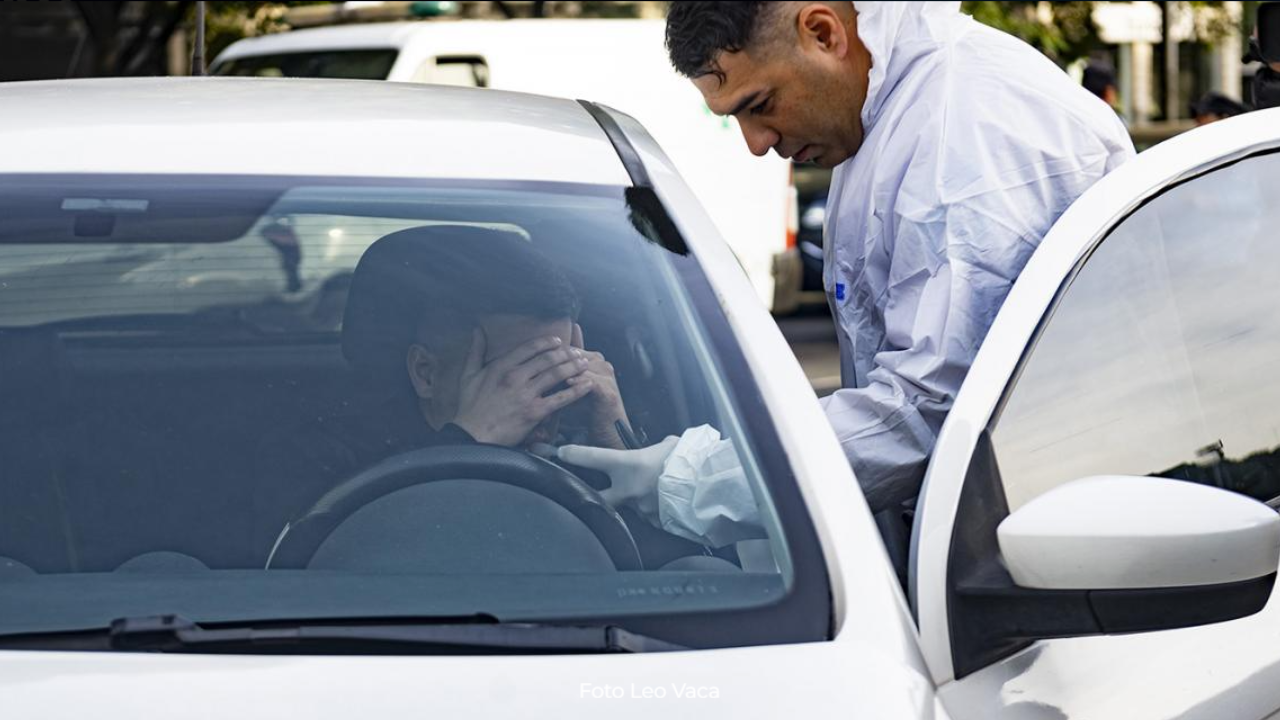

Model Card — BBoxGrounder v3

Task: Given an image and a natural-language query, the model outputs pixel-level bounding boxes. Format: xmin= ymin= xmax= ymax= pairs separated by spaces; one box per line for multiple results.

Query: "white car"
xmin=1 ymin=77 xmax=1280 ymax=720
xmin=211 ymin=20 xmax=805 ymax=314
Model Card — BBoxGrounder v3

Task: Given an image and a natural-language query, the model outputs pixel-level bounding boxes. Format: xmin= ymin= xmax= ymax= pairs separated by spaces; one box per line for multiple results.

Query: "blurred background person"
xmin=1246 ymin=2 xmax=1280 ymax=111
xmin=1189 ymin=91 xmax=1248 ymax=126
xmin=1082 ymin=60 xmax=1120 ymax=111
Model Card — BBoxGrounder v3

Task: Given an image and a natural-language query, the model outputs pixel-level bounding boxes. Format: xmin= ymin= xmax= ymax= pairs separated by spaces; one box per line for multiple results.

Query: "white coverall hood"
xmin=854 ymin=1 xmax=962 ymax=134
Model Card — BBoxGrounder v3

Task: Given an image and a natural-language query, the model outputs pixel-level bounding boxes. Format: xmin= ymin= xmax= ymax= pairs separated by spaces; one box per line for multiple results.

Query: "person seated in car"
xmin=252 ymin=225 xmax=635 ymax=558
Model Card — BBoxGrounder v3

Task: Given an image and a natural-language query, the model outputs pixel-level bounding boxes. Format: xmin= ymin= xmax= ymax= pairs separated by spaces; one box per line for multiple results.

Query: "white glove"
xmin=557 ymin=436 xmax=682 ymax=515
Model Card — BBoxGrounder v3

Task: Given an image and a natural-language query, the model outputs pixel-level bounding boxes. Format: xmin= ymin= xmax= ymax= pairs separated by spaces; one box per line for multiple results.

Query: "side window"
xmin=991 ymin=152 xmax=1280 ymax=510
xmin=213 ymin=50 xmax=398 ymax=80
xmin=409 ymin=55 xmax=489 ymax=88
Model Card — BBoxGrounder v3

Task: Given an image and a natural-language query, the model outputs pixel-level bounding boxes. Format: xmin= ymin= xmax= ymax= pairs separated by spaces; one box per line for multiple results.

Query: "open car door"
xmin=913 ymin=108 xmax=1280 ymax=719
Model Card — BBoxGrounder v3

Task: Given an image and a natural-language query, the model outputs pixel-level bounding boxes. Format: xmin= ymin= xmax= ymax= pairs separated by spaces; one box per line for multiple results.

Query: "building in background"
xmin=1090 ymin=1 xmax=1245 ymax=144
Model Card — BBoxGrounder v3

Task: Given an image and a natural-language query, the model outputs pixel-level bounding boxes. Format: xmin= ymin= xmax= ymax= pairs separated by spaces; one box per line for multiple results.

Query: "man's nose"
xmin=738 ymin=120 xmax=779 ymax=157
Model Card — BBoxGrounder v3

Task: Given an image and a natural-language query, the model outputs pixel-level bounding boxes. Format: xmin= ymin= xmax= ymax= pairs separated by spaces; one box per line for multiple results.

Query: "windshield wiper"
xmin=0 ymin=614 xmax=687 ymax=654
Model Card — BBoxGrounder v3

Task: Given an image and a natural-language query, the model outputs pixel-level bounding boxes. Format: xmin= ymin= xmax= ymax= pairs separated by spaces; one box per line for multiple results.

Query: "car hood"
xmin=0 ymin=639 xmax=937 ymax=718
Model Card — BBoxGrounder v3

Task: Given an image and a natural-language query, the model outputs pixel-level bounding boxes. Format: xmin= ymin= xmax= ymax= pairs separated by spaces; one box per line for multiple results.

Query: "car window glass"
xmin=992 ymin=152 xmax=1280 ymax=510
xmin=426 ymin=57 xmax=489 ymax=87
xmin=0 ymin=175 xmax=826 ymax=650
xmin=213 ymin=50 xmax=398 ymax=80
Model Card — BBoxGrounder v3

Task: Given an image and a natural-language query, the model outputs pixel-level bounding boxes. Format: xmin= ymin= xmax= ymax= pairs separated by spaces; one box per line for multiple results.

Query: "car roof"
xmin=216 ymin=21 xmax=433 ymax=57
xmin=0 ymin=77 xmax=632 ymax=185
xmin=213 ymin=19 xmax=662 ymax=61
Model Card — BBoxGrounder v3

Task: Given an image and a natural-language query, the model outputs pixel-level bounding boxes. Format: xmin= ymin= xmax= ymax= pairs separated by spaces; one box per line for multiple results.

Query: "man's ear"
xmin=406 ymin=343 xmax=438 ymax=400
xmin=798 ymin=4 xmax=849 ymax=57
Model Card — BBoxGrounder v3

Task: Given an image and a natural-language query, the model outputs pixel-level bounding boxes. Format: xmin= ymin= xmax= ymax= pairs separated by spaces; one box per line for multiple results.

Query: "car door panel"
xmin=915 ymin=109 xmax=1280 ymax=718
xmin=938 ymin=616 xmax=1280 ymax=719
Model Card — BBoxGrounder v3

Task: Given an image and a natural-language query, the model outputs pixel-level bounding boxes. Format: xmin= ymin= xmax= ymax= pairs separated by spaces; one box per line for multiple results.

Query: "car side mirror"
xmin=999 ymin=475 xmax=1280 ymax=591
xmin=952 ymin=475 xmax=1279 ymax=675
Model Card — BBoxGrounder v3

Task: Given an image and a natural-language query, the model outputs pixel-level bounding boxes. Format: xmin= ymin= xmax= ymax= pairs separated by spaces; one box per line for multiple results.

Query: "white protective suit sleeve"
xmin=652 ymin=425 xmax=763 ymax=548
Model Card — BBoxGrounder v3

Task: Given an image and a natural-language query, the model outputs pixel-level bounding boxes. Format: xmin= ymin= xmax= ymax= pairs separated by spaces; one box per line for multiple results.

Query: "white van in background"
xmin=212 ymin=20 xmax=804 ymax=314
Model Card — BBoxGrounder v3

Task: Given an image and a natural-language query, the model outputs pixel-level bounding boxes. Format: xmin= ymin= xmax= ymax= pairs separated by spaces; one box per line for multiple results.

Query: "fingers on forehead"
xmin=501 ymin=335 xmax=562 ymax=365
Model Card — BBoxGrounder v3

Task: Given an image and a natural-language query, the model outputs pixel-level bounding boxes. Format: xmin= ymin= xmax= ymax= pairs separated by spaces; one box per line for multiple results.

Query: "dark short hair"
xmin=1189 ymin=91 xmax=1248 ymax=119
xmin=1082 ymin=63 xmax=1117 ymax=100
xmin=343 ymin=225 xmax=579 ymax=370
xmin=665 ymin=1 xmax=777 ymax=80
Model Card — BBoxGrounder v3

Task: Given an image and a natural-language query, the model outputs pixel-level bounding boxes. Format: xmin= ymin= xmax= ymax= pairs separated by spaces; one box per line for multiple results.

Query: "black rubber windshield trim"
xmin=577 ymin=100 xmax=653 ymax=188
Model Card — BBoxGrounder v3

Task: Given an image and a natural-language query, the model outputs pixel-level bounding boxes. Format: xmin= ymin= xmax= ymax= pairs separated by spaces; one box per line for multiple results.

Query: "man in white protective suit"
xmin=559 ymin=1 xmax=1134 ymax=567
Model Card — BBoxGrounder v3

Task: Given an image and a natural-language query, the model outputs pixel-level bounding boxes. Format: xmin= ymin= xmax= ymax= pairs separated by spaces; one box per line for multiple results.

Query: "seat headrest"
xmin=341 ymin=224 xmax=549 ymax=371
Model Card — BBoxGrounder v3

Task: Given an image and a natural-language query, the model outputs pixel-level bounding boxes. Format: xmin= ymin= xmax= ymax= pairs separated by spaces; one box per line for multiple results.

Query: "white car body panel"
xmin=214 ymin=21 xmax=799 ymax=311
xmin=0 ymin=640 xmax=944 ymax=719
xmin=0 ymin=77 xmax=631 ymax=185
xmin=0 ymin=79 xmax=941 ymax=719
xmin=913 ymin=107 xmax=1280 ymax=718
xmin=213 ymin=21 xmax=431 ymax=59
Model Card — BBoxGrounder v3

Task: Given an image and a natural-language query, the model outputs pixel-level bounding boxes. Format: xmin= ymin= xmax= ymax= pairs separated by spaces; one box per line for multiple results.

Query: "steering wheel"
xmin=266 ymin=444 xmax=643 ymax=571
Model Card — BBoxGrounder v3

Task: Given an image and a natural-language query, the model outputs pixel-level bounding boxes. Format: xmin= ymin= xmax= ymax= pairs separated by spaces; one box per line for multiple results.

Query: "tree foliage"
xmin=197 ymin=2 xmax=330 ymax=60
xmin=71 ymin=1 xmax=193 ymax=76
xmin=961 ymin=1 xmax=1102 ymax=65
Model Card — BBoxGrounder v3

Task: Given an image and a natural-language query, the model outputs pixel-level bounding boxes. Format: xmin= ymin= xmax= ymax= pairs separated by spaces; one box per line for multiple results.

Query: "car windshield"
xmin=0 ymin=174 xmax=826 ymax=650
